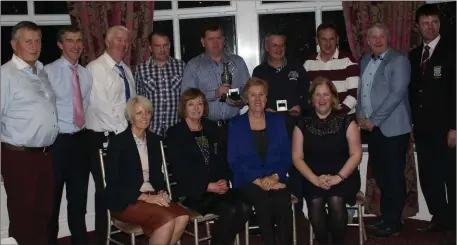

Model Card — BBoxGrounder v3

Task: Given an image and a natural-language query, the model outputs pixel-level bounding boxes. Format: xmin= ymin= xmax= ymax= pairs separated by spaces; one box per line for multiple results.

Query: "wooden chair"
xmin=308 ymin=190 xmax=368 ymax=245
xmin=98 ymin=149 xmax=143 ymax=245
xmin=243 ymin=194 xmax=298 ymax=245
xmin=159 ymin=141 xmax=241 ymax=245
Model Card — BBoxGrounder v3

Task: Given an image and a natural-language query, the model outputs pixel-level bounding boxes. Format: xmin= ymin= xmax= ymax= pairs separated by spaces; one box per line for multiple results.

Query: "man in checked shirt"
xmin=135 ymin=30 xmax=185 ymax=137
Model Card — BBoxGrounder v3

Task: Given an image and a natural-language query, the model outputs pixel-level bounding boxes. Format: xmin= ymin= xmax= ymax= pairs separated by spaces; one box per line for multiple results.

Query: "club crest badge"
xmin=288 ymin=70 xmax=299 ymax=81
xmin=433 ymin=66 xmax=442 ymax=77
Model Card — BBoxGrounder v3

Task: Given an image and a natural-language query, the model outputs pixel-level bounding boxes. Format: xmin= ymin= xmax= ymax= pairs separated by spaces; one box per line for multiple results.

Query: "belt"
xmin=216 ymin=120 xmax=229 ymax=127
xmin=60 ymin=128 xmax=88 ymax=136
xmin=1 ymin=142 xmax=50 ymax=154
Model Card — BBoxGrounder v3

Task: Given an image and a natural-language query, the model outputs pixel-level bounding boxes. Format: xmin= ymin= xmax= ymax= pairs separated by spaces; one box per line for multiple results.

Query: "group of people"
xmin=0 ymin=3 xmax=455 ymax=245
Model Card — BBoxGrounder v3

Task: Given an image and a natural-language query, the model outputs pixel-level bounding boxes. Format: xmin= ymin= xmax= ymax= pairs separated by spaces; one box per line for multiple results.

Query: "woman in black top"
xmin=166 ymin=88 xmax=251 ymax=245
xmin=292 ymin=77 xmax=362 ymax=245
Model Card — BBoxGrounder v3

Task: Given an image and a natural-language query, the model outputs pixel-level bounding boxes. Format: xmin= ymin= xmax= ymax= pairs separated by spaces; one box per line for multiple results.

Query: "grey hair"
xmin=105 ymin=25 xmax=130 ymax=42
xmin=367 ymin=22 xmax=390 ymax=39
xmin=125 ymin=95 xmax=153 ymax=121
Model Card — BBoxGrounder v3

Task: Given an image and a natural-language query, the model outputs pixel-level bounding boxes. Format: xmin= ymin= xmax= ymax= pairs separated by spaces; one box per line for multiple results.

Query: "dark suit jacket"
xmin=409 ymin=37 xmax=456 ymax=134
xmin=104 ymin=128 xmax=166 ymax=211
xmin=227 ymin=112 xmax=292 ymax=188
xmin=166 ymin=119 xmax=232 ymax=200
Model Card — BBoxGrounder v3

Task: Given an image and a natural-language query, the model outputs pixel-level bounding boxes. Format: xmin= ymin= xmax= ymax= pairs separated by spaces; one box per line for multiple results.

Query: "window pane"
xmin=152 ymin=20 xmax=175 ymax=57
xmin=34 ymin=1 xmax=68 ymax=15
xmin=154 ymin=1 xmax=172 ymax=10
xmin=178 ymin=1 xmax=230 ymax=9
xmin=1 ymin=26 xmax=65 ymax=66
xmin=258 ymin=12 xmax=316 ymax=64
xmin=1 ymin=1 xmax=27 ymax=15
xmin=179 ymin=16 xmax=236 ymax=63
xmin=322 ymin=10 xmax=350 ymax=53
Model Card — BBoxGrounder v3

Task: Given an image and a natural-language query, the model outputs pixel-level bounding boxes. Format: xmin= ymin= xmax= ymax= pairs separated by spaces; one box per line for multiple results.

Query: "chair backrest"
xmin=159 ymin=140 xmax=173 ymax=200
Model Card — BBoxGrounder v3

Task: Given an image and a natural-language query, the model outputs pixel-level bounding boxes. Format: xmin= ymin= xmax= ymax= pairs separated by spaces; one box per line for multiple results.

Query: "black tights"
xmin=308 ymin=196 xmax=347 ymax=245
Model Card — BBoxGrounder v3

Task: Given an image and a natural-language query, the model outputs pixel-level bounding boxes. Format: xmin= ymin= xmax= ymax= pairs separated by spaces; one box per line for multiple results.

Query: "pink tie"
xmin=70 ymin=65 xmax=85 ymax=129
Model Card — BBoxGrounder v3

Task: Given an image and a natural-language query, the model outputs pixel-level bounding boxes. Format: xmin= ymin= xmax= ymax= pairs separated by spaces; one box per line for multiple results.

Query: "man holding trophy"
xmin=181 ymin=22 xmax=250 ymax=128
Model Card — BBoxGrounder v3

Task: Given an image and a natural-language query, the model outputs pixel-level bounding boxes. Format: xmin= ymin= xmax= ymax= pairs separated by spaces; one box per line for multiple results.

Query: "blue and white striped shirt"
xmin=181 ymin=53 xmax=250 ymax=121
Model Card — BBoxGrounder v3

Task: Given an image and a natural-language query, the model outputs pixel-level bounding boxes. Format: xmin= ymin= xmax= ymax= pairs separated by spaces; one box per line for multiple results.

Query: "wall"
xmin=0 ymin=150 xmax=431 ymax=239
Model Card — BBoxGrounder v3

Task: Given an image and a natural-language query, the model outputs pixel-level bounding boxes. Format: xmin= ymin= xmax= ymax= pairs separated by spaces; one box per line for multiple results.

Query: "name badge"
xmin=433 ymin=66 xmax=442 ymax=78
xmin=227 ymin=88 xmax=240 ymax=101
xmin=276 ymin=100 xmax=288 ymax=112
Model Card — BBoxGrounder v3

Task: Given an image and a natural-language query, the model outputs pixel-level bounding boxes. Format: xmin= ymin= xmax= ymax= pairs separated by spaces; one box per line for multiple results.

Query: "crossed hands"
xmin=141 ymin=190 xmax=171 ymax=207
xmin=312 ymin=175 xmax=342 ymax=190
xmin=253 ymin=175 xmax=286 ymax=191
xmin=208 ymin=179 xmax=230 ymax=194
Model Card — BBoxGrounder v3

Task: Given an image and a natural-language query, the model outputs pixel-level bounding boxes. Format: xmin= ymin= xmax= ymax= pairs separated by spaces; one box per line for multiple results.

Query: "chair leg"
xmin=358 ymin=205 xmax=364 ymax=245
xmin=130 ymin=233 xmax=135 ymax=245
xmin=194 ymin=219 xmax=199 ymax=245
xmin=245 ymin=221 xmax=249 ymax=245
xmin=235 ymin=234 xmax=240 ymax=245
xmin=309 ymin=220 xmax=313 ymax=245
xmin=106 ymin=213 xmax=112 ymax=245
xmin=292 ymin=204 xmax=297 ymax=245
xmin=205 ymin=221 xmax=211 ymax=245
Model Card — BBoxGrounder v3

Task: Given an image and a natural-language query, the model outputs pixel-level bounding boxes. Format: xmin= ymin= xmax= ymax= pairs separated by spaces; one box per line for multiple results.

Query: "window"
xmin=261 ymin=1 xmax=303 ymax=4
xmin=178 ymin=1 xmax=230 ymax=9
xmin=34 ymin=1 xmax=68 ymax=15
xmin=153 ymin=20 xmax=175 ymax=58
xmin=154 ymin=1 xmax=172 ymax=11
xmin=1 ymin=26 xmax=65 ymax=65
xmin=322 ymin=10 xmax=350 ymax=53
xmin=179 ymin=16 xmax=237 ymax=63
xmin=1 ymin=1 xmax=28 ymax=15
xmin=258 ymin=12 xmax=316 ymax=64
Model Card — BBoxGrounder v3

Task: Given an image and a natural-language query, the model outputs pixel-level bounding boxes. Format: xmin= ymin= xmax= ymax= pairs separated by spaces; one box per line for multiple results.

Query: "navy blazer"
xmin=104 ymin=128 xmax=166 ymax=211
xmin=227 ymin=112 xmax=292 ymax=188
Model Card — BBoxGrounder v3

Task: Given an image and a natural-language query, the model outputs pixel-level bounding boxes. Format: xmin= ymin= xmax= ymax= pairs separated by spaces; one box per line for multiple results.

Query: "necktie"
xmin=421 ymin=45 xmax=430 ymax=72
xmin=115 ymin=64 xmax=131 ymax=101
xmin=70 ymin=65 xmax=85 ymax=129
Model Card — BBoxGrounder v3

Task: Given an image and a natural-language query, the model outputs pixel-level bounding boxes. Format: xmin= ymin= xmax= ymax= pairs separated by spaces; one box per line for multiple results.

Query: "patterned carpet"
xmin=58 ymin=217 xmax=448 ymax=245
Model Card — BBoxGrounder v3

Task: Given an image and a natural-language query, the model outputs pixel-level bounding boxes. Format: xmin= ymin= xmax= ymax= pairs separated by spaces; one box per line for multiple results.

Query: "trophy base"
xmin=228 ymin=93 xmax=240 ymax=101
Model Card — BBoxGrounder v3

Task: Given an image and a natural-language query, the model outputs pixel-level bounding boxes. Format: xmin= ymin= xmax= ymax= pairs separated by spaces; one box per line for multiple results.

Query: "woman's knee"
xmin=174 ymin=215 xmax=189 ymax=227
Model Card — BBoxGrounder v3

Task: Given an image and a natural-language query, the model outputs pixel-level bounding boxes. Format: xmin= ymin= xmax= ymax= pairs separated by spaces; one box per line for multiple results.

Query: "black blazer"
xmin=104 ymin=128 xmax=166 ymax=211
xmin=409 ymin=37 xmax=456 ymax=134
xmin=166 ymin=119 xmax=232 ymax=200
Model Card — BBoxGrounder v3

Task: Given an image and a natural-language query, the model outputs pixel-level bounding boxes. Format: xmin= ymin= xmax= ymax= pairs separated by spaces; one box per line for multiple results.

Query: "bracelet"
xmin=337 ymin=173 xmax=346 ymax=181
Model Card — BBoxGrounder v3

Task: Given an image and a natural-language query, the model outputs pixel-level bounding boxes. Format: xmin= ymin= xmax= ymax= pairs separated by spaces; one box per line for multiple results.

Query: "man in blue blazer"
xmin=356 ymin=22 xmax=412 ymax=239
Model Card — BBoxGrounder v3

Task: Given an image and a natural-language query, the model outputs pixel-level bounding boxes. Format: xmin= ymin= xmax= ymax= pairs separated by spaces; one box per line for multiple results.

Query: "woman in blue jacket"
xmin=228 ymin=77 xmax=293 ymax=245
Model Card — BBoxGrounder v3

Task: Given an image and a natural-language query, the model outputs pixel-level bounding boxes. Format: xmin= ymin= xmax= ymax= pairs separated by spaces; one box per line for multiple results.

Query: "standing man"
xmin=45 ymin=26 xmax=92 ymax=245
xmin=136 ymin=30 xmax=185 ymax=137
xmin=181 ymin=22 xmax=250 ymax=128
xmin=252 ymin=32 xmax=309 ymax=215
xmin=304 ymin=22 xmax=360 ymax=115
xmin=409 ymin=4 xmax=456 ymax=238
xmin=85 ymin=25 xmax=135 ymax=244
xmin=1 ymin=21 xmax=59 ymax=245
xmin=356 ymin=22 xmax=412 ymax=238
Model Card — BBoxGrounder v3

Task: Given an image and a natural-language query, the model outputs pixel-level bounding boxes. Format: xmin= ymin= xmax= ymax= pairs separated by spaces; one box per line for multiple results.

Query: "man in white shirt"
xmin=1 ymin=21 xmax=59 ymax=245
xmin=45 ymin=26 xmax=92 ymax=245
xmin=85 ymin=25 xmax=135 ymax=244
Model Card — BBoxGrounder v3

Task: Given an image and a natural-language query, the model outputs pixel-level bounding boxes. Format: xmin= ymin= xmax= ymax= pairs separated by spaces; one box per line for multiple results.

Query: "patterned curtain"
xmin=67 ymin=1 xmax=154 ymax=68
xmin=343 ymin=1 xmax=424 ymax=219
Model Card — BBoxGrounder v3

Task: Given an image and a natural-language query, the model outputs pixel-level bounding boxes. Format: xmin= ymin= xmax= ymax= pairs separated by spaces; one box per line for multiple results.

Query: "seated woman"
xmin=292 ymin=76 xmax=362 ymax=245
xmin=104 ymin=96 xmax=189 ymax=245
xmin=227 ymin=77 xmax=293 ymax=245
xmin=166 ymin=88 xmax=251 ymax=245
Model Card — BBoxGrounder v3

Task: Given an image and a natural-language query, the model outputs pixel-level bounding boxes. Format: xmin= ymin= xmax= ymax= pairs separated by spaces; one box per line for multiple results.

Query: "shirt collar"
xmin=58 ymin=56 xmax=79 ymax=68
xmin=204 ymin=52 xmax=230 ymax=65
xmin=317 ymin=48 xmax=339 ymax=61
xmin=150 ymin=56 xmax=172 ymax=67
xmin=267 ymin=58 xmax=287 ymax=72
xmin=11 ymin=54 xmax=43 ymax=71
xmin=103 ymin=52 xmax=125 ymax=68
xmin=424 ymin=34 xmax=441 ymax=50
xmin=371 ymin=49 xmax=388 ymax=61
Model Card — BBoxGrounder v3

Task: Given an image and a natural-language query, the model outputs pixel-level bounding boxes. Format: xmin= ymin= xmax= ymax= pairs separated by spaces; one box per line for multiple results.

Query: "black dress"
xmin=297 ymin=111 xmax=360 ymax=205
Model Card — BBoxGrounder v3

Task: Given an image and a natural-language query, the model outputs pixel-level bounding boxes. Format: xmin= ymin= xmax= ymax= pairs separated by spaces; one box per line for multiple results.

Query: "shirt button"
xmin=364 ymin=95 xmax=367 ymax=98
xmin=419 ymin=105 xmax=422 ymax=108
xmin=419 ymin=90 xmax=422 ymax=92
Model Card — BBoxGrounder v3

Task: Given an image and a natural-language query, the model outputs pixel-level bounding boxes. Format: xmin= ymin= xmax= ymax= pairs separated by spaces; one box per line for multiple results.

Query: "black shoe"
xmin=369 ymin=225 xmax=401 ymax=239
xmin=417 ymin=222 xmax=447 ymax=232
xmin=367 ymin=217 xmax=384 ymax=229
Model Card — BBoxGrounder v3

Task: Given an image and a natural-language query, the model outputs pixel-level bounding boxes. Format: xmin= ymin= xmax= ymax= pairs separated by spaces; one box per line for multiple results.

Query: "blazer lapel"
xmin=181 ymin=121 xmax=207 ymax=164
xmin=264 ymin=113 xmax=275 ymax=160
xmin=126 ymin=128 xmax=143 ymax=173
xmin=360 ymin=55 xmax=370 ymax=75
xmin=427 ymin=37 xmax=444 ymax=65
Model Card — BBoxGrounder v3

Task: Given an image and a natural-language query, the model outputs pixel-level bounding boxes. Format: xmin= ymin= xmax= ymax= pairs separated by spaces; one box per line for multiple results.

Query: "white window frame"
xmin=1 ymin=0 xmax=344 ymax=72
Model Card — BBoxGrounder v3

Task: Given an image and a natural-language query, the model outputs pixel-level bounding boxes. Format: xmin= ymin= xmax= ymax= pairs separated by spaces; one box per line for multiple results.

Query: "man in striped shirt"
xmin=304 ymin=22 xmax=360 ymax=115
